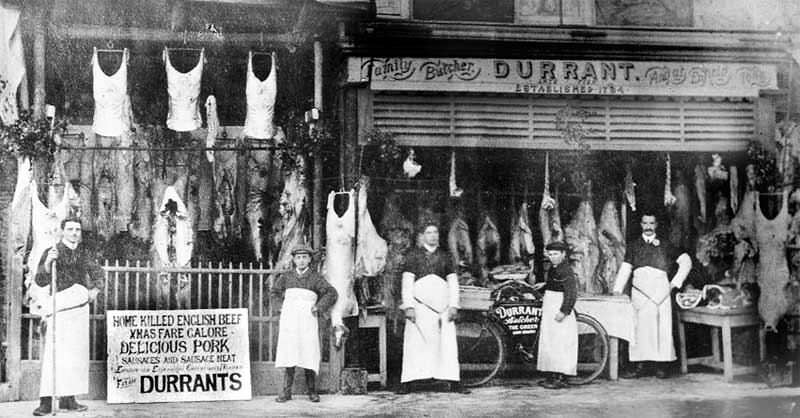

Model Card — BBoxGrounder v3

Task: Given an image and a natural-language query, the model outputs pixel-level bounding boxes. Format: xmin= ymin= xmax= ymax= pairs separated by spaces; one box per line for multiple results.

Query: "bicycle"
xmin=456 ymin=279 xmax=609 ymax=387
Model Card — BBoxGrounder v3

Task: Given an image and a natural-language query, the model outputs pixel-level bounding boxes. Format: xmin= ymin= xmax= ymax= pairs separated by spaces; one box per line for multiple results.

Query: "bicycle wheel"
xmin=567 ymin=313 xmax=609 ymax=385
xmin=456 ymin=313 xmax=506 ymax=387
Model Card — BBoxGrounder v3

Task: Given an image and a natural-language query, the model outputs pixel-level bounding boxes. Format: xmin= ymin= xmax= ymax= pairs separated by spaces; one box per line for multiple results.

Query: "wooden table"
xmin=358 ymin=308 xmax=387 ymax=388
xmin=677 ymin=306 xmax=765 ymax=382
xmin=576 ymin=296 xmax=635 ymax=381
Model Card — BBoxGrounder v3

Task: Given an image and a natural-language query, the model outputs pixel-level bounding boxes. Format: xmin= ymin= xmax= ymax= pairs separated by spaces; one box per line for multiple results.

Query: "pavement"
xmin=2 ymin=373 xmax=799 ymax=418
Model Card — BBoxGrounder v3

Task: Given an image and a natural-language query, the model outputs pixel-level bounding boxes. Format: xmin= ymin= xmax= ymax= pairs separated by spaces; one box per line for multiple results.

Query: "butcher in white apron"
xmin=271 ymin=245 xmax=337 ymax=403
xmin=613 ymin=214 xmax=691 ymax=379
xmin=537 ymin=241 xmax=578 ymax=389
xmin=397 ymin=222 xmax=468 ymax=394
xmin=33 ymin=218 xmax=104 ymax=416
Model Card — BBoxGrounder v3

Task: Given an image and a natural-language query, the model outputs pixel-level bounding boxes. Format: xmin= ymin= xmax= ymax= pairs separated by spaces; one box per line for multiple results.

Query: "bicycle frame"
xmin=456 ymin=279 xmax=609 ymax=386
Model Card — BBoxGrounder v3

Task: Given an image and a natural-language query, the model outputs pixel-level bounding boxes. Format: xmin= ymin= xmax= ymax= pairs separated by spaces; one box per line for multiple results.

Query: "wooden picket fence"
xmin=21 ymin=261 xmax=290 ymax=363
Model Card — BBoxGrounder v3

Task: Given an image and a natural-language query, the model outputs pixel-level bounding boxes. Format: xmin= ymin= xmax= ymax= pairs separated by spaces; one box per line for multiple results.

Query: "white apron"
xmin=630 ymin=266 xmax=676 ymax=362
xmin=39 ymin=284 xmax=90 ymax=396
xmin=537 ymin=290 xmax=578 ymax=375
xmin=401 ymin=274 xmax=459 ymax=383
xmin=275 ymin=289 xmax=321 ymax=373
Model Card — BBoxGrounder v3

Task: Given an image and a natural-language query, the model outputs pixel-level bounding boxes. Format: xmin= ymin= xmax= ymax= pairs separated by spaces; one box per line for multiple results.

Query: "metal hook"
xmin=183 ymin=30 xmax=187 ymax=45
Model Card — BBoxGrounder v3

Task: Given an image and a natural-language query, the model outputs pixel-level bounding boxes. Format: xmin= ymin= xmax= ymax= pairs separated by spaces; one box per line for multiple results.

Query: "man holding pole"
xmin=32 ymin=217 xmax=104 ymax=416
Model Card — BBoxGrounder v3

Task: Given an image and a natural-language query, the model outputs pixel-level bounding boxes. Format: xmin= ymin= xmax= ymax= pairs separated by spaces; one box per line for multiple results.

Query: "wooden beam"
xmin=188 ymin=0 xmax=288 ymax=4
xmin=293 ymin=0 xmax=312 ymax=34
xmin=169 ymin=0 xmax=188 ymax=32
xmin=50 ymin=23 xmax=302 ymax=46
xmin=32 ymin=1 xmax=48 ymax=118
xmin=312 ymin=40 xmax=322 ymax=250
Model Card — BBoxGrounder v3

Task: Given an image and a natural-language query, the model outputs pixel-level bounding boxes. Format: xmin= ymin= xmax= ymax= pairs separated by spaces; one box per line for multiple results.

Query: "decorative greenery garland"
xmin=0 ymin=109 xmax=65 ymax=161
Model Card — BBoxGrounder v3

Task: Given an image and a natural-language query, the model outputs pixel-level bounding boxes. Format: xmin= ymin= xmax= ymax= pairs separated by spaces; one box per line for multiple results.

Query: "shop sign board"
xmin=494 ymin=303 xmax=543 ymax=335
xmin=348 ymin=57 xmax=777 ymax=97
xmin=106 ymin=308 xmax=252 ymax=403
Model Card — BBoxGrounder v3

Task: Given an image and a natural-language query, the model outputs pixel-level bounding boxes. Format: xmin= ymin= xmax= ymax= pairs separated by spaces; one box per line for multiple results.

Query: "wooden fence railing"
xmin=21 ymin=261 xmax=295 ymax=363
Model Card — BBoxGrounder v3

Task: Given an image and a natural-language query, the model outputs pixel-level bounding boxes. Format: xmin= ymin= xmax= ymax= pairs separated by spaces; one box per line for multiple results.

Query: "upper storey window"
xmin=412 ymin=0 xmax=514 ymax=23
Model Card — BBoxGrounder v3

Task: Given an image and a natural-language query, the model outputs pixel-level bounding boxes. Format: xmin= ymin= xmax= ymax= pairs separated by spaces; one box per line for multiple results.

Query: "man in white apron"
xmin=271 ymin=245 xmax=337 ymax=402
xmin=613 ymin=214 xmax=691 ymax=378
xmin=33 ymin=218 xmax=104 ymax=416
xmin=397 ymin=222 xmax=468 ymax=394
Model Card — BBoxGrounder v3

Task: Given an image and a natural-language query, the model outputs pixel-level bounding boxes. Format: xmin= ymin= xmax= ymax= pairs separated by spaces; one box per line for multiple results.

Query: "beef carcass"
xmin=379 ymin=193 xmax=414 ymax=332
xmin=669 ymin=170 xmax=693 ymax=251
xmin=476 ymin=211 xmax=501 ymax=280
xmin=730 ymin=165 xmax=739 ymax=214
xmin=509 ymin=202 xmax=535 ymax=263
xmin=129 ymin=128 xmax=153 ymax=242
xmin=755 ymin=189 xmax=792 ymax=332
xmin=624 ymin=164 xmax=636 ymax=212
xmin=564 ymin=184 xmax=601 ymax=294
xmin=273 ymin=157 xmax=309 ymax=272
xmin=355 ymin=177 xmax=388 ymax=278
xmin=325 ymin=188 xmax=356 ymax=349
xmin=448 ymin=212 xmax=473 ymax=270
xmin=731 ymin=190 xmax=758 ymax=285
xmin=212 ymin=139 xmax=238 ymax=242
xmin=695 ymin=164 xmax=708 ymax=225
xmin=596 ymin=200 xmax=625 ymax=295
xmin=245 ymin=128 xmax=285 ymax=261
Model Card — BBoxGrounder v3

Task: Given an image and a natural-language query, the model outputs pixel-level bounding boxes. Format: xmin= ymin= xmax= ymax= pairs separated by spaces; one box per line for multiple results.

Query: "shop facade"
xmin=335 ymin=0 xmax=799 ymax=386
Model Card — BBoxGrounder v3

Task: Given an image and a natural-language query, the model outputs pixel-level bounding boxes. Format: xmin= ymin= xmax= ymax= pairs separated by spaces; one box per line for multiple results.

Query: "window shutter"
xmin=369 ymin=92 xmax=754 ymax=151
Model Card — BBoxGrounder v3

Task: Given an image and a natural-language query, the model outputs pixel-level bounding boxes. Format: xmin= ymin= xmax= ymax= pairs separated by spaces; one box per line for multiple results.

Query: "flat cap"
xmin=291 ymin=245 xmax=314 ymax=256
xmin=545 ymin=241 xmax=570 ymax=252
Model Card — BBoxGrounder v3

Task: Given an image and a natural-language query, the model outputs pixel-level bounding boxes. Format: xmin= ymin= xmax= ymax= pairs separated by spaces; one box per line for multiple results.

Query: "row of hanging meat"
xmin=42 ymin=46 xmax=284 ymax=264
xmin=437 ymin=148 xmax=753 ymax=295
xmin=93 ymin=47 xmax=276 ymax=140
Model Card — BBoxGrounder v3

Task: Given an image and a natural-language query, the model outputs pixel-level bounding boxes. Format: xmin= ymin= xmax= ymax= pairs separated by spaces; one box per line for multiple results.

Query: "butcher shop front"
xmin=338 ymin=34 xmax=798 ymax=386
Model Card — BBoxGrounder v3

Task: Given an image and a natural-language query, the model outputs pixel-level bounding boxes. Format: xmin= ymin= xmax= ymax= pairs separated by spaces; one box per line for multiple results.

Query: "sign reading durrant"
xmin=106 ymin=309 xmax=252 ymax=403
xmin=348 ymin=57 xmax=777 ymax=97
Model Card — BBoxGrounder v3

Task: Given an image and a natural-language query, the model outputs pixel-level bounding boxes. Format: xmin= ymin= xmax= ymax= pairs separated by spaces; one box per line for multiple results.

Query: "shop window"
xmin=413 ymin=0 xmax=514 ymax=23
xmin=517 ymin=0 xmax=595 ymax=25
xmin=594 ymin=0 xmax=692 ymax=27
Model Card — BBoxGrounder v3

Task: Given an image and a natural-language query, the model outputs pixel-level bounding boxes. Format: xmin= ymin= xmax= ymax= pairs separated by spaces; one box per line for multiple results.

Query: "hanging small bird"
xmin=403 ymin=148 xmax=421 ymax=178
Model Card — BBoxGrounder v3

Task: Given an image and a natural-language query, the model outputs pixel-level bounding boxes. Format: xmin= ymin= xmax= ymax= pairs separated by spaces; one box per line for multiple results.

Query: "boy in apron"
xmin=271 ymin=245 xmax=338 ymax=402
xmin=537 ymin=241 xmax=578 ymax=389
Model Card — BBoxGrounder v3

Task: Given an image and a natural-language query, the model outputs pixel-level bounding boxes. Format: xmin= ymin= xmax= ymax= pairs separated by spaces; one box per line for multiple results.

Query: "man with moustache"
xmin=613 ymin=213 xmax=691 ymax=378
